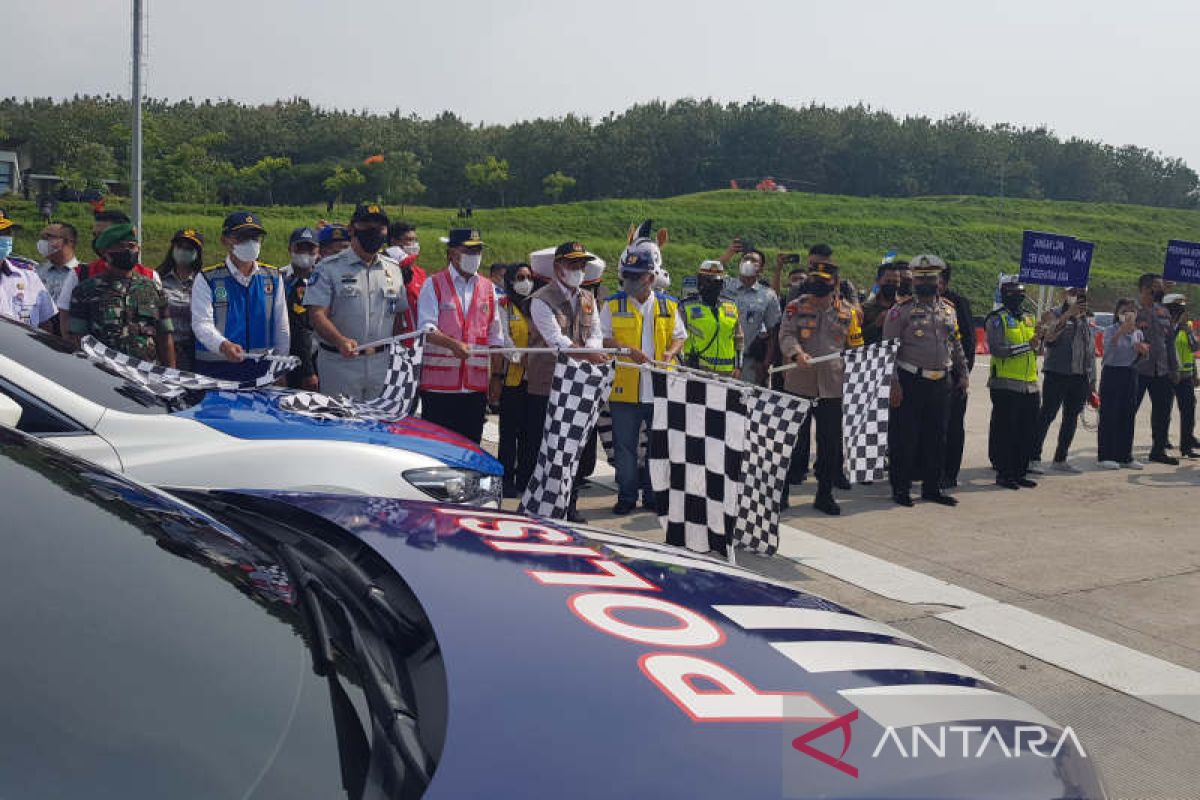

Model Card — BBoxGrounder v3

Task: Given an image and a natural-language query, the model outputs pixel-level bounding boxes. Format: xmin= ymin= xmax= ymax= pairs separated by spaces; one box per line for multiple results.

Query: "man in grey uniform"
xmin=1134 ymin=272 xmax=1182 ymax=464
xmin=304 ymin=203 xmax=407 ymax=400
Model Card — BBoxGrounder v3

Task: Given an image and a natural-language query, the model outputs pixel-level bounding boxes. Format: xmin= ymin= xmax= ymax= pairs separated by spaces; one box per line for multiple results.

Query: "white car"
xmin=0 ymin=318 xmax=502 ymax=505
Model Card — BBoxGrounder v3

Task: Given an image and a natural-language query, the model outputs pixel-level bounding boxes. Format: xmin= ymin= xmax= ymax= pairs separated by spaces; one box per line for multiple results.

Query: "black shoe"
xmin=995 ymin=478 xmax=1020 ymax=490
xmin=640 ymin=497 xmax=657 ymax=512
xmin=891 ymin=491 xmax=914 ymax=507
xmin=813 ymin=495 xmax=842 ymax=515
xmin=1182 ymin=449 xmax=1199 ymax=459
xmin=1165 ymin=441 xmax=1176 ymax=450
xmin=834 ymin=475 xmax=852 ymax=491
xmin=566 ymin=508 xmax=588 ymax=524
xmin=1148 ymin=452 xmax=1180 ymax=465
xmin=1015 ymin=477 xmax=1038 ymax=488
xmin=612 ymin=501 xmax=636 ymax=515
xmin=922 ymin=491 xmax=959 ymax=506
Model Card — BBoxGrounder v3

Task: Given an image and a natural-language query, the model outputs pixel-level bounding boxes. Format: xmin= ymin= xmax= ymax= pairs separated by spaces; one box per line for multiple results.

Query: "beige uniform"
xmin=881 ymin=297 xmax=967 ymax=376
xmin=778 ymin=297 xmax=862 ymax=398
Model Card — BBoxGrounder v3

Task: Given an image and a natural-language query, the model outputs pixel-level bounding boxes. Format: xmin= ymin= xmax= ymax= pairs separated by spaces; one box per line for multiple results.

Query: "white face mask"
xmin=512 ymin=279 xmax=534 ymax=296
xmin=457 ymin=253 xmax=482 ymax=275
xmin=173 ymin=247 xmax=197 ymax=265
xmin=291 ymin=253 xmax=316 ymax=271
xmin=560 ymin=269 xmax=584 ymax=289
xmin=1065 ymin=295 xmax=1077 ymax=306
xmin=37 ymin=239 xmax=60 ymax=258
xmin=385 ymin=246 xmax=404 ymax=260
xmin=403 ymin=242 xmax=420 ymax=257
xmin=739 ymin=260 xmax=758 ymax=278
xmin=232 ymin=240 xmax=262 ymax=263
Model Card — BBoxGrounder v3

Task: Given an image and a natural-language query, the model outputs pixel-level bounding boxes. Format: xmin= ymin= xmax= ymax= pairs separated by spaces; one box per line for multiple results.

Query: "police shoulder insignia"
xmin=264 ymin=280 xmax=274 ymax=295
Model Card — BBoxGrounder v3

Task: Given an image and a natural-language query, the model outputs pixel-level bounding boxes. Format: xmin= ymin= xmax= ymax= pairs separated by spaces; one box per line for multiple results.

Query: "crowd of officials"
xmin=0 ymin=205 xmax=1196 ymax=523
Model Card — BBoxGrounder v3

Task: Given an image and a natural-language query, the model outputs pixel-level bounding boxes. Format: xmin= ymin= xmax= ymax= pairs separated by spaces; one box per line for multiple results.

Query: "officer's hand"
xmin=338 ymin=338 xmax=359 ymax=358
xmin=302 ymin=375 xmax=319 ymax=391
xmin=447 ymin=338 xmax=472 ymax=360
xmin=627 ymin=348 xmax=650 ymax=365
xmin=579 ymin=351 xmax=610 ymax=365
xmin=219 ymin=341 xmax=245 ymax=363
xmin=732 ymin=368 xmax=742 ymax=380
xmin=488 ymin=376 xmax=503 ymax=406
xmin=1135 ymin=341 xmax=1151 ymax=356
xmin=890 ymin=381 xmax=903 ymax=408
xmin=793 ymin=349 xmax=812 ymax=367
xmin=958 ymin=374 xmax=970 ymax=393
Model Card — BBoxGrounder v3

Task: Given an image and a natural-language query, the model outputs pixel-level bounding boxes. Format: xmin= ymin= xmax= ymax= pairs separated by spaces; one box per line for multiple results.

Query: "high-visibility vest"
xmin=682 ymin=300 xmax=739 ymax=373
xmin=503 ymin=300 xmax=530 ymax=387
xmin=608 ymin=291 xmax=678 ymax=403
xmin=1177 ymin=328 xmax=1197 ymax=375
xmin=420 ymin=268 xmax=493 ymax=392
xmin=195 ymin=262 xmax=281 ymax=360
xmin=990 ymin=310 xmax=1038 ymax=383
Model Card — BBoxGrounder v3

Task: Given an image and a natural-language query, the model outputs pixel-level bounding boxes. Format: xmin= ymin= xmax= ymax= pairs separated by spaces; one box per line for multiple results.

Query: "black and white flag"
xmin=842 ymin=338 xmax=900 ymax=484
xmin=519 ymin=356 xmax=615 ymax=519
xmin=81 ymin=336 xmax=297 ymax=398
xmin=647 ymin=369 xmax=746 ymax=555
xmin=280 ymin=337 xmax=424 ymax=421
xmin=732 ymin=390 xmax=812 ymax=556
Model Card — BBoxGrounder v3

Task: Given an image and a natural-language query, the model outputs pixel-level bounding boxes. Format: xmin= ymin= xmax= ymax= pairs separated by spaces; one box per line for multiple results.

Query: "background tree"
xmin=322 ymin=165 xmax=366 ymax=209
xmin=542 ymin=170 xmax=576 ymax=202
xmin=55 ymin=141 xmax=117 ymax=194
xmin=364 ymin=150 xmax=426 ymax=211
xmin=464 ymin=155 xmax=510 ymax=207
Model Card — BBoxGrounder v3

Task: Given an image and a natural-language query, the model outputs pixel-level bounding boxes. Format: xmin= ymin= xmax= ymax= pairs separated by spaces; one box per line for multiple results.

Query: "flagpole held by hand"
xmin=768 ymin=352 xmax=842 ymax=374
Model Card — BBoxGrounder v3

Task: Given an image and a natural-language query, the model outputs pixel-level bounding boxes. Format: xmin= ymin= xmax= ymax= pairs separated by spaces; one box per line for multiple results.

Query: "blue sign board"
xmin=1019 ymin=230 xmax=1094 ymax=288
xmin=1163 ymin=240 xmax=1200 ymax=284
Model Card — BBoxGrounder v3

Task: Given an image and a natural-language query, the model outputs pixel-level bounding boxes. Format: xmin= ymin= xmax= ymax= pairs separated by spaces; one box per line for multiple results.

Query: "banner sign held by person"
xmin=1019 ymin=231 xmax=1093 ymax=288
xmin=1163 ymin=240 xmax=1200 ymax=284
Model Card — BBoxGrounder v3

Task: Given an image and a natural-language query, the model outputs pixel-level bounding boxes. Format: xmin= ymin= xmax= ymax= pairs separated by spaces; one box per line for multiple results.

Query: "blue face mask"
xmin=0 ymin=236 xmax=12 ymax=260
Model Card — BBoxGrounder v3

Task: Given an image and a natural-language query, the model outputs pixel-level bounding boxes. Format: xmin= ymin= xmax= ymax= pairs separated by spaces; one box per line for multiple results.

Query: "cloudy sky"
xmin=11 ymin=0 xmax=1197 ymax=168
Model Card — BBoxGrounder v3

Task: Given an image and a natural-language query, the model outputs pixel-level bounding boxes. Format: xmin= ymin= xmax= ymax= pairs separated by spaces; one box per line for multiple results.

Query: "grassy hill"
xmin=6 ymin=190 xmax=1200 ymax=313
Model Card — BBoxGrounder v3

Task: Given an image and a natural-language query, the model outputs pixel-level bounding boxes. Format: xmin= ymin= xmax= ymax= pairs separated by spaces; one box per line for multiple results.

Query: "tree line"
xmin=2 ymin=95 xmax=1196 ymax=210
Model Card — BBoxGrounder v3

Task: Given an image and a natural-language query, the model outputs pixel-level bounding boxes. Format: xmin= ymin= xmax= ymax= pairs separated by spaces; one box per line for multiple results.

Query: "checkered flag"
xmin=842 ymin=339 xmax=899 ymax=483
xmin=519 ymin=355 xmax=615 ymax=519
xmin=647 ymin=368 xmax=745 ymax=555
xmin=81 ymin=336 xmax=297 ymax=399
xmin=279 ymin=337 xmax=424 ymax=421
xmin=732 ymin=391 xmax=811 ymax=555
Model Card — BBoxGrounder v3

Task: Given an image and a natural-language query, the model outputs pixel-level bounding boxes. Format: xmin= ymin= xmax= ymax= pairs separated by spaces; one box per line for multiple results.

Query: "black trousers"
xmin=990 ymin=388 xmax=1040 ymax=481
xmin=789 ymin=410 xmax=813 ymax=481
xmin=943 ymin=387 xmax=968 ymax=482
xmin=811 ymin=398 xmax=844 ymax=495
xmin=498 ymin=384 xmax=530 ymax=491
xmin=420 ymin=391 xmax=487 ymax=444
xmin=1032 ymin=372 xmax=1089 ymax=463
xmin=521 ymin=393 xmax=551 ymax=494
xmin=1175 ymin=376 xmax=1197 ymax=450
xmin=1098 ymin=365 xmax=1137 ymax=463
xmin=1136 ymin=373 xmax=1175 ymax=453
xmin=889 ymin=371 xmax=950 ymax=495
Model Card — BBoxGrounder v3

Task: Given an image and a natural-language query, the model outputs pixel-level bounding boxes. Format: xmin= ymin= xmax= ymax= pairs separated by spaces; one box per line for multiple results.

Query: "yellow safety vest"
xmin=504 ymin=302 xmax=530 ymax=387
xmin=682 ymin=300 xmax=739 ymax=373
xmin=1177 ymin=328 xmax=1196 ymax=375
xmin=608 ymin=292 xmax=679 ymax=403
xmin=991 ymin=311 xmax=1038 ymax=383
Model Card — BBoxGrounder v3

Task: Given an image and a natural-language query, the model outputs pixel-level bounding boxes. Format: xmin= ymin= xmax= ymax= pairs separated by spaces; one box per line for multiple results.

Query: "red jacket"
xmin=397 ymin=256 xmax=427 ymax=334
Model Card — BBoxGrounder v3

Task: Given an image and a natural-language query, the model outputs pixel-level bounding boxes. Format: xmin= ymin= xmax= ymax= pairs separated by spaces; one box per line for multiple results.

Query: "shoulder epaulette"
xmin=9 ymin=255 xmax=38 ymax=270
xmin=201 ymin=262 xmax=227 ymax=273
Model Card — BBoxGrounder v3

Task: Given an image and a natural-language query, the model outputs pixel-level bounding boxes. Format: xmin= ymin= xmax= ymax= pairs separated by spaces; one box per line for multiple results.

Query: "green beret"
xmin=93 ymin=223 xmax=137 ymax=252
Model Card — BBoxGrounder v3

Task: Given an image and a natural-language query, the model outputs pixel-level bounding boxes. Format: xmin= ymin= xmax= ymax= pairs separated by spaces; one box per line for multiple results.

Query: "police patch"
xmin=213 ymin=282 xmax=228 ymax=302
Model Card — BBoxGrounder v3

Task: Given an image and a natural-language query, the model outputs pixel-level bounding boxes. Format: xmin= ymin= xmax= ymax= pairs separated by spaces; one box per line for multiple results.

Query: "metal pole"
xmin=131 ymin=0 xmax=144 ymax=243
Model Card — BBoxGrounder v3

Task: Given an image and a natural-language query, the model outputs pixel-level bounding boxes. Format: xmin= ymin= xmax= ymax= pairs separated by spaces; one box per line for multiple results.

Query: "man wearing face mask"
xmin=191 ymin=211 xmax=288 ymax=382
xmin=386 ymin=222 xmax=427 ymax=335
xmin=67 ymin=223 xmax=174 ymax=365
xmin=681 ymin=260 xmax=743 ymax=377
xmin=317 ymin=224 xmax=352 ymax=261
xmin=416 ymin=228 xmax=507 ymax=443
xmin=985 ymin=275 xmax=1043 ymax=490
xmin=283 ymin=227 xmax=320 ymax=390
xmin=0 ymin=210 xmax=57 ymax=332
xmin=1029 ymin=287 xmax=1096 ymax=473
xmin=35 ymin=222 xmax=79 ymax=314
xmin=862 ymin=260 xmax=908 ymax=346
xmin=882 ymin=255 xmax=968 ymax=506
xmin=602 ymin=248 xmax=687 ymax=516
xmin=1134 ymin=273 xmax=1182 ymax=464
xmin=1165 ymin=294 xmax=1199 ymax=458
xmin=719 ymin=238 xmax=781 ymax=386
xmin=305 ymin=205 xmax=405 ymax=400
xmin=779 ymin=261 xmax=864 ymax=515
xmin=157 ymin=228 xmax=205 ymax=371
xmin=938 ymin=264 xmax=976 ymax=488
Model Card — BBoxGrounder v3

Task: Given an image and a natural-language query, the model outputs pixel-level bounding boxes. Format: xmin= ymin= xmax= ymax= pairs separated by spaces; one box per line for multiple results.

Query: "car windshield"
xmin=0 ymin=317 xmax=205 ymax=415
xmin=0 ymin=428 xmax=445 ymax=799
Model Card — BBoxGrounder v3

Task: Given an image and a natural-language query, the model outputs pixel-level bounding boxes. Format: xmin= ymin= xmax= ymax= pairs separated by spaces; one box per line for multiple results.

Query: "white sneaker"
xmin=1027 ymin=460 xmax=1046 ymax=475
xmin=1052 ymin=461 xmax=1082 ymax=474
xmin=1120 ymin=460 xmax=1145 ymax=470
xmin=1097 ymin=460 xmax=1121 ymax=470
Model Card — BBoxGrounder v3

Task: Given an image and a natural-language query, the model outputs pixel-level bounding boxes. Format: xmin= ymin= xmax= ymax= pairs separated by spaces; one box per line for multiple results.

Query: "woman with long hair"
xmin=497 ymin=262 xmax=536 ymax=497
xmin=158 ymin=229 xmax=204 ymax=372
xmin=1097 ymin=297 xmax=1150 ymax=468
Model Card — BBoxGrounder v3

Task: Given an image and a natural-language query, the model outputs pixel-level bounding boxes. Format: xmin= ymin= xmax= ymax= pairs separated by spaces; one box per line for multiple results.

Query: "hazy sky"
xmin=10 ymin=0 xmax=1197 ymax=169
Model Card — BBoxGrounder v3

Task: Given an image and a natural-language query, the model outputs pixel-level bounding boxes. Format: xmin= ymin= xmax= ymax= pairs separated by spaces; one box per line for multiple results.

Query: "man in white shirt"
xmin=35 ymin=222 xmax=79 ymax=334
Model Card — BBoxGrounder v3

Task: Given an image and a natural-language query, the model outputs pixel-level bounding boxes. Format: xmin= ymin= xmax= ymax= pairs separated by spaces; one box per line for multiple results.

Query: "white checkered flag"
xmin=842 ymin=338 xmax=900 ymax=484
xmin=279 ymin=336 xmax=424 ymax=421
xmin=519 ymin=355 xmax=615 ymax=519
xmin=647 ymin=369 xmax=746 ymax=555
xmin=732 ymin=391 xmax=811 ymax=556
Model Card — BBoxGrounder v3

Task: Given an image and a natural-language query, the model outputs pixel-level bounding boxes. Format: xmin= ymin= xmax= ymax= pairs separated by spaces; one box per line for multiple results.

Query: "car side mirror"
xmin=0 ymin=392 xmax=23 ymax=428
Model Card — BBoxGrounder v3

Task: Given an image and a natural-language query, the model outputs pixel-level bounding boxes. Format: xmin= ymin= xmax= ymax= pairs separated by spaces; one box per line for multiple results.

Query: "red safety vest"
xmin=420 ymin=268 xmax=492 ymax=392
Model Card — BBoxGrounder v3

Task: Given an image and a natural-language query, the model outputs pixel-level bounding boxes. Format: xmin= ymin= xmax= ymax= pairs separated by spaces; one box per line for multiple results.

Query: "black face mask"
xmin=914 ymin=283 xmax=937 ymax=298
xmin=354 ymin=227 xmax=387 ymax=253
xmin=898 ymin=281 xmax=913 ymax=296
xmin=808 ymin=281 xmax=834 ymax=298
xmin=699 ymin=280 xmax=722 ymax=304
xmin=107 ymin=250 xmax=136 ymax=271
xmin=1004 ymin=294 xmax=1026 ymax=312
xmin=877 ymin=284 xmax=898 ymax=301
xmin=1153 ymin=290 xmax=1166 ymax=303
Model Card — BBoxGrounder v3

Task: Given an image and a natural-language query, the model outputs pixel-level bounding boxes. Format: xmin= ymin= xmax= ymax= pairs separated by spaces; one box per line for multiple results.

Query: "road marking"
xmin=778 ymin=522 xmax=1200 ymax=724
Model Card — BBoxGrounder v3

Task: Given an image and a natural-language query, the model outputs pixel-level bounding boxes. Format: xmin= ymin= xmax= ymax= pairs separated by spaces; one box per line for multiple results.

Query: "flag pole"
xmin=130 ymin=0 xmax=144 ymax=244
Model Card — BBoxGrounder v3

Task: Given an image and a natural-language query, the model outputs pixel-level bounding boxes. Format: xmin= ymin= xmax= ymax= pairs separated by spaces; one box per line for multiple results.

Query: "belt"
xmin=897 ymin=359 xmax=947 ymax=381
xmin=320 ymin=342 xmax=377 ymax=356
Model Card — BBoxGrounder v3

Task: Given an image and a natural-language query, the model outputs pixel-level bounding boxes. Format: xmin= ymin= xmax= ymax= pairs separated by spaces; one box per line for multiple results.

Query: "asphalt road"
xmin=490 ymin=357 xmax=1200 ymax=799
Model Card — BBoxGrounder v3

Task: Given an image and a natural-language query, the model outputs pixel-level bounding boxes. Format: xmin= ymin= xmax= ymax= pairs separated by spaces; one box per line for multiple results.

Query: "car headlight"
xmin=403 ymin=467 xmax=501 ymax=506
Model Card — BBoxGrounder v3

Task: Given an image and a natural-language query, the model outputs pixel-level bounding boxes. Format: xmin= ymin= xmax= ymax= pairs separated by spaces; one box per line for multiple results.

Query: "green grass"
xmin=5 ymin=190 xmax=1200 ymax=313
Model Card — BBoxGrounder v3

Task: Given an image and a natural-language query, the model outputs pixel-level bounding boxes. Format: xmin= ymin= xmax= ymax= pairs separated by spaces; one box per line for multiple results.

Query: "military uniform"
xmin=882 ymin=291 xmax=967 ymax=503
xmin=68 ymin=274 xmax=172 ymax=362
xmin=285 ymin=271 xmax=317 ymax=388
xmin=303 ymin=247 xmax=406 ymax=400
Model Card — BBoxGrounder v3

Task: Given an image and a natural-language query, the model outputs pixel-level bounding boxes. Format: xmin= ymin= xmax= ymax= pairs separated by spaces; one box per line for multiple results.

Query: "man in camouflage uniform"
xmin=68 ymin=223 xmax=175 ymax=366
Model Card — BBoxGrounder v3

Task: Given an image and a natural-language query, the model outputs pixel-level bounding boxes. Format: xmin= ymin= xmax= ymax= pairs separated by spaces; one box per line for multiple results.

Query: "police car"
xmin=0 ymin=426 xmax=1107 ymax=799
xmin=0 ymin=317 xmax=501 ymax=506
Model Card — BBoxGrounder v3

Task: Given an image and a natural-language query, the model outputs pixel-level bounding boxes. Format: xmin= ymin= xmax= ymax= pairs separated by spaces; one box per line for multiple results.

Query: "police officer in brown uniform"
xmin=778 ymin=262 xmax=863 ymax=515
xmin=881 ymin=255 xmax=968 ymax=507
